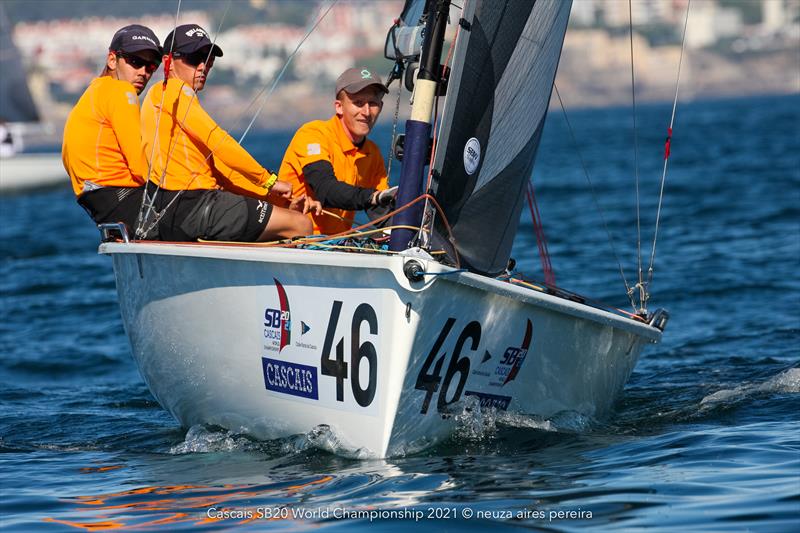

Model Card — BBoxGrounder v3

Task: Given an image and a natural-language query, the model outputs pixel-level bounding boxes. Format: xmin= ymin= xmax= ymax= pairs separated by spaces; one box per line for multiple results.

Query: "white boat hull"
xmin=0 ymin=153 xmax=67 ymax=192
xmin=102 ymin=242 xmax=661 ymax=457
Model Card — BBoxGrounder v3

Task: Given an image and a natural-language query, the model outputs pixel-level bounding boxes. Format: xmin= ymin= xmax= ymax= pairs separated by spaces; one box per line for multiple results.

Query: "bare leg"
xmin=257 ymin=206 xmax=312 ymax=241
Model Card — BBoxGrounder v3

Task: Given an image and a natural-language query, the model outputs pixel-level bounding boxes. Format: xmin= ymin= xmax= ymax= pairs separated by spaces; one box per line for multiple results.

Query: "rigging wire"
xmin=137 ymin=0 xmax=232 ymax=238
xmin=385 ymin=74 xmax=403 ymax=179
xmin=552 ymin=84 xmax=637 ymax=310
xmin=238 ymin=0 xmax=338 ymax=145
xmin=645 ymin=0 xmax=692 ymax=295
xmin=136 ymin=0 xmax=183 ymax=238
xmin=136 ymin=1 xmax=334 ymax=238
xmin=628 ymin=0 xmax=645 ymax=313
xmin=154 ymin=1 xmax=231 ymax=191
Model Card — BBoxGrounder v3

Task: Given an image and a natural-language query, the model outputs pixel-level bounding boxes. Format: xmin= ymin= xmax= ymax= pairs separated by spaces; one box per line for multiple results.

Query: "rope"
xmin=644 ymin=0 xmax=691 ymax=298
xmin=525 ymin=180 xmax=555 ymax=286
xmin=265 ymin=192 xmax=461 ymax=267
xmin=553 ymin=84 xmax=636 ymax=310
xmin=628 ymin=0 xmax=645 ymax=313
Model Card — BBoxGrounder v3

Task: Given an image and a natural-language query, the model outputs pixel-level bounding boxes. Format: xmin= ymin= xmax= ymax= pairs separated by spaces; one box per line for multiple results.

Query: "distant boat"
xmin=100 ymin=0 xmax=670 ymax=457
xmin=0 ymin=4 xmax=65 ymax=193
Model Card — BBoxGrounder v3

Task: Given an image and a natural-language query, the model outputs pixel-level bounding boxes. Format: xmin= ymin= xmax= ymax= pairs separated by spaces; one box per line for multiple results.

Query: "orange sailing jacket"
xmin=62 ymin=77 xmax=145 ymax=196
xmin=140 ymin=78 xmax=271 ymax=193
xmin=279 ymin=116 xmax=388 ymax=235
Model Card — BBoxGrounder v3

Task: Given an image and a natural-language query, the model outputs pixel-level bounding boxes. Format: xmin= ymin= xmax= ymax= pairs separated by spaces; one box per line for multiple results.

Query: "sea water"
xmin=1 ymin=94 xmax=798 ymax=531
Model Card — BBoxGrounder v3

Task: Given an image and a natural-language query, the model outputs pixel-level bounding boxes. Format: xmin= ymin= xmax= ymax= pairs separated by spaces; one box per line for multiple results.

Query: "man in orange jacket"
xmin=62 ymin=25 xmax=161 ymax=231
xmin=279 ymin=67 xmax=397 ymax=235
xmin=138 ymin=24 xmax=316 ymax=242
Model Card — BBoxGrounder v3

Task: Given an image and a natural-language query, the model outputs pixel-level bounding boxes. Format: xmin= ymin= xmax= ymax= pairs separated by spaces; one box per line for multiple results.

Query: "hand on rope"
xmin=289 ymin=194 xmax=323 ymax=216
xmin=371 ymin=186 xmax=399 ymax=207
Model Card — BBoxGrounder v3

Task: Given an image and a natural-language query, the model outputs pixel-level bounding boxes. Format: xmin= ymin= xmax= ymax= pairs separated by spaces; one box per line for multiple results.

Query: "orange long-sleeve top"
xmin=140 ymin=78 xmax=271 ymax=193
xmin=279 ymin=116 xmax=388 ymax=235
xmin=62 ymin=77 xmax=145 ymax=196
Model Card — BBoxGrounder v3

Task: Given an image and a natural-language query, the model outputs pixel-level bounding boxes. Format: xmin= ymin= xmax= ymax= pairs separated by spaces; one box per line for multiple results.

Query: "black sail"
xmin=0 ymin=5 xmax=39 ymax=123
xmin=431 ymin=0 xmax=571 ymax=275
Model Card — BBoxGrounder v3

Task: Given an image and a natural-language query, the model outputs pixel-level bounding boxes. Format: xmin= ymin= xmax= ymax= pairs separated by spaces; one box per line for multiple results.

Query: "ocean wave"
xmin=699 ymin=367 xmax=800 ymax=409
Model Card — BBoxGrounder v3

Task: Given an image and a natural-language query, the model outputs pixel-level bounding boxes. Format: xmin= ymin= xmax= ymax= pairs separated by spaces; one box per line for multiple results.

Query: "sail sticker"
xmin=262 ymin=357 xmax=318 ymax=400
xmin=263 ymin=279 xmax=291 ymax=353
xmin=463 ymin=137 xmax=481 ymax=175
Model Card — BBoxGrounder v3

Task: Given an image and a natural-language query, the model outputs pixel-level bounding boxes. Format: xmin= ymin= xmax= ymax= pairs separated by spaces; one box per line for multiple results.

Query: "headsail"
xmin=431 ymin=0 xmax=571 ymax=275
xmin=0 ymin=5 xmax=40 ymax=123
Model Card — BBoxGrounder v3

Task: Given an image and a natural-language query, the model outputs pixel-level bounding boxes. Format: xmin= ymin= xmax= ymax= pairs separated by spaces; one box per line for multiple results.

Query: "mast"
xmin=389 ymin=0 xmax=450 ymax=252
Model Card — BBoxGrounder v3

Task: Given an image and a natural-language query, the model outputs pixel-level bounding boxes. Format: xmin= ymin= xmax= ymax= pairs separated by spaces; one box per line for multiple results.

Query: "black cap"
xmin=335 ymin=67 xmax=388 ymax=96
xmin=163 ymin=24 xmax=223 ymax=57
xmin=109 ymin=24 xmax=162 ymax=55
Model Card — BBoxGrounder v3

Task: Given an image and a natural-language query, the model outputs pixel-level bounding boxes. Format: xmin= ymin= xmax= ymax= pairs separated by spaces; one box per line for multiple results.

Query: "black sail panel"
xmin=431 ymin=0 xmax=571 ymax=275
xmin=0 ymin=6 xmax=39 ymax=123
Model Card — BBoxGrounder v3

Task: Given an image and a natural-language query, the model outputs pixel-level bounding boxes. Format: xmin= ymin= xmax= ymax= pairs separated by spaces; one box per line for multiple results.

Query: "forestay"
xmin=431 ymin=0 xmax=571 ymax=275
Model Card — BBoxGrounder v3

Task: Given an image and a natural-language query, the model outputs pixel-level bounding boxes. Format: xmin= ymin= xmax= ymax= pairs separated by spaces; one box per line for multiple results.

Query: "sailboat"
xmin=99 ymin=0 xmax=670 ymax=457
xmin=0 ymin=4 xmax=66 ymax=192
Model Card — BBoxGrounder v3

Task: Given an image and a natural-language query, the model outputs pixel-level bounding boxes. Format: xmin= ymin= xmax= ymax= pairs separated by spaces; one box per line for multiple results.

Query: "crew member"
xmin=278 ymin=67 xmax=396 ymax=235
xmin=62 ymin=24 xmax=161 ymax=229
xmin=139 ymin=24 xmax=317 ymax=242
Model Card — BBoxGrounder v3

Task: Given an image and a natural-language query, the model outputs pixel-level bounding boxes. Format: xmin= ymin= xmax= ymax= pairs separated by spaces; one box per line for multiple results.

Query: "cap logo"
xmin=360 ymin=69 xmax=371 ymax=79
xmin=185 ymin=27 xmax=207 ymax=38
xmin=131 ymin=35 xmax=156 ymax=45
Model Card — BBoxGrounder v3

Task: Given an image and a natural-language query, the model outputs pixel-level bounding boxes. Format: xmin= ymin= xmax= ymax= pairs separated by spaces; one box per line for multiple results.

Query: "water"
xmin=1 ymin=94 xmax=798 ymax=531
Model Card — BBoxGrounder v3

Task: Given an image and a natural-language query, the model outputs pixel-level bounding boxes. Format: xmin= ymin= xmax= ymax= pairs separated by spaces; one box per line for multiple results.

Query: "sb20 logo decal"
xmin=319 ymin=300 xmax=378 ymax=407
xmin=415 ymin=318 xmax=481 ymax=414
xmin=263 ymin=279 xmax=291 ymax=352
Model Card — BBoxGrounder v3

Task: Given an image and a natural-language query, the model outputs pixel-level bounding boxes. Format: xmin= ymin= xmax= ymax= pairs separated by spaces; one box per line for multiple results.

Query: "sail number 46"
xmin=415 ymin=318 xmax=481 ymax=414
xmin=320 ymin=300 xmax=378 ymax=407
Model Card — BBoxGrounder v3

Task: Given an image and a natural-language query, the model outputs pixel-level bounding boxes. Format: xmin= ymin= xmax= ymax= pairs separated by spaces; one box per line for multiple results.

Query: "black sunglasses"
xmin=173 ymin=50 xmax=214 ymax=67
xmin=116 ymin=51 xmax=159 ymax=73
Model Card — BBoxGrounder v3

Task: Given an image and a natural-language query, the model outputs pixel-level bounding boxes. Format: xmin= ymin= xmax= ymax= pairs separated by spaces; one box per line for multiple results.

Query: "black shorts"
xmin=77 ymin=186 xmax=145 ymax=236
xmin=151 ymin=188 xmax=273 ymax=242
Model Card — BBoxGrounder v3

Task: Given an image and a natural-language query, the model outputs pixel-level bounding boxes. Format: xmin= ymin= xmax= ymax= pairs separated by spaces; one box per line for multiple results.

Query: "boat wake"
xmin=169 ymin=425 xmax=264 ymax=454
xmin=169 ymin=402 xmax=602 ymax=459
xmin=169 ymin=424 xmax=378 ymax=459
xmin=453 ymin=400 xmax=597 ymax=442
xmin=167 ymin=368 xmax=800 ymax=459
